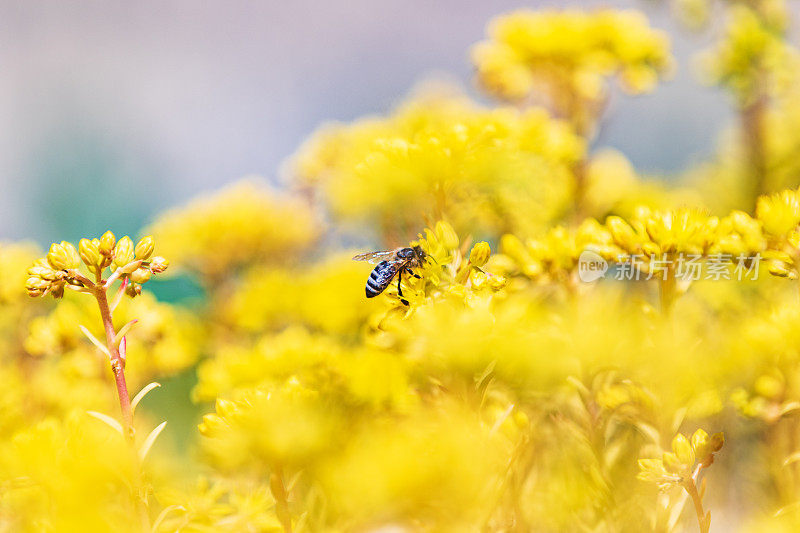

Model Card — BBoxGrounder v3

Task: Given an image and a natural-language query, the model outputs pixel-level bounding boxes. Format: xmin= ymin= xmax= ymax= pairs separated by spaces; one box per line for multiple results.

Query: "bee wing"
xmin=352 ymin=250 xmax=398 ymax=264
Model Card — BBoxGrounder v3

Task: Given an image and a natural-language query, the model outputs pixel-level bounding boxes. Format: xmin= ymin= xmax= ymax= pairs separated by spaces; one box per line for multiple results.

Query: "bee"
xmin=353 ymin=245 xmax=428 ymax=305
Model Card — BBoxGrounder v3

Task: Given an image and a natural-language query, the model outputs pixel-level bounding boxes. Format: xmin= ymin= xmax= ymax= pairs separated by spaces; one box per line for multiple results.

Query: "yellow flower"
xmin=46 ymin=241 xmax=80 ymax=271
xmin=472 ymin=9 xmax=673 ymax=131
xmin=496 ymin=218 xmax=620 ymax=284
xmin=756 ymin=188 xmax=800 ymax=237
xmin=0 ymin=413 xmax=146 ymax=532
xmin=27 ymin=233 xmax=168 ymax=300
xmin=638 ymin=428 xmax=723 ymax=488
xmin=291 ymin=86 xmax=583 ymax=239
xmin=698 ymin=4 xmax=795 ymax=106
xmin=222 ymin=253 xmax=378 ymax=336
xmin=78 ymin=239 xmax=101 ymax=270
xmin=606 ymin=207 xmax=723 ymax=263
xmin=200 ymin=382 xmax=343 ymax=470
xmin=469 ymin=241 xmax=491 ymax=267
xmin=134 ymin=236 xmax=155 ymax=260
xmin=154 ymin=478 xmax=282 ymax=532
xmin=112 ymin=236 xmax=135 ymax=270
xmin=146 ymin=180 xmax=318 ymax=282
xmin=317 ymin=408 xmax=505 ymax=528
xmin=716 ymin=210 xmax=766 ymax=256
xmin=98 ymin=230 xmax=116 ymax=257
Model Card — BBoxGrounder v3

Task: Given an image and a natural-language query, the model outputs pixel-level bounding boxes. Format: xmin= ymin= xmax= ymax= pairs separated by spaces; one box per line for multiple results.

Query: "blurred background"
xmin=0 ymin=0 xmax=732 ymax=246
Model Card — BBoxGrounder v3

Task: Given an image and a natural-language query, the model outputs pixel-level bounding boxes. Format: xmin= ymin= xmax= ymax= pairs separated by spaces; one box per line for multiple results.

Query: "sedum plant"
xmin=639 ymin=429 xmax=725 ymax=533
xmin=25 ymin=231 xmax=170 ymax=529
xmin=11 ymin=5 xmax=800 ymax=533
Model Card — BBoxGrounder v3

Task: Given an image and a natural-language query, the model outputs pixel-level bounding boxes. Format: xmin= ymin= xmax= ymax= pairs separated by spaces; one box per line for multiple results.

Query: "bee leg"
xmin=398 ymin=270 xmax=409 ymax=306
xmin=407 ymin=269 xmax=421 ymax=279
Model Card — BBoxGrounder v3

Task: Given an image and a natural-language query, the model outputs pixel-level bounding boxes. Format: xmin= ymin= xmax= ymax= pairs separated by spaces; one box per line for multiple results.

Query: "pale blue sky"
xmin=0 ymin=1 xmax=733 ymax=244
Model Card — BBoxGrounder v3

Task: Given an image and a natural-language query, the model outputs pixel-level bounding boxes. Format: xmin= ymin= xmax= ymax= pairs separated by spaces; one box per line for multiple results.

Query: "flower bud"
xmin=198 ymin=414 xmax=224 ymax=437
xmin=79 ymin=238 xmax=101 ymax=268
xmin=606 ymin=216 xmax=638 ymax=251
xmin=47 ymin=241 xmax=80 ymax=270
xmin=500 ymin=234 xmax=540 ymax=277
xmin=671 ymin=433 xmax=695 ymax=466
xmin=130 ymin=268 xmax=152 ymax=284
xmin=691 ymin=429 xmax=709 ymax=456
xmin=642 ymin=243 xmax=660 ymax=257
xmin=64 ymin=242 xmax=80 ymax=268
xmin=26 ymin=276 xmax=49 ymax=291
xmin=730 ymin=210 xmax=755 ymax=234
xmin=488 ymin=274 xmax=507 ymax=290
xmin=446 ymin=284 xmax=466 ymax=299
xmin=118 ymin=260 xmax=143 ymax=276
xmin=470 ymin=269 xmax=488 ymax=289
xmin=754 ymin=374 xmax=783 ymax=401
xmin=99 ymin=231 xmax=116 ymax=256
xmin=26 ymin=286 xmax=45 ymax=298
xmin=767 ymin=259 xmax=794 ymax=278
xmin=28 ymin=265 xmax=57 ymax=281
xmin=757 ymin=190 xmax=800 ymax=237
xmin=149 ymin=256 xmax=169 ymax=274
xmin=50 ymin=282 xmax=65 ymax=299
xmin=435 ymin=221 xmax=459 ymax=249
xmin=125 ymin=282 xmax=142 ymax=298
xmin=135 ymin=235 xmax=155 ymax=260
xmin=469 ymin=241 xmax=491 ymax=267
xmin=662 ymin=452 xmax=683 ymax=474
xmin=113 ymin=236 xmax=135 ymax=269
xmin=709 ymin=432 xmax=724 ymax=452
xmin=216 ymin=398 xmax=237 ymax=418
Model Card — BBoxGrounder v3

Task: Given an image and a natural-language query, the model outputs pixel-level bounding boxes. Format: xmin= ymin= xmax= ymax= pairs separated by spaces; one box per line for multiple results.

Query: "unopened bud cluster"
xmin=26 ymin=231 xmax=169 ymax=298
xmin=638 ymin=429 xmax=724 ymax=489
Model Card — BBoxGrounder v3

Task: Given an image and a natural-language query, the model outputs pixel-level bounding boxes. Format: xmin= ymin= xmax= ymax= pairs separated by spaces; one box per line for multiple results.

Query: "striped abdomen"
xmin=366 ymin=260 xmax=400 ymax=298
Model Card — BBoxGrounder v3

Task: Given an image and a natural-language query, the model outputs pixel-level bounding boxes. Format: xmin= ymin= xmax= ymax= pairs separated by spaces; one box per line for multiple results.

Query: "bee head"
xmin=397 ymin=247 xmax=415 ymax=259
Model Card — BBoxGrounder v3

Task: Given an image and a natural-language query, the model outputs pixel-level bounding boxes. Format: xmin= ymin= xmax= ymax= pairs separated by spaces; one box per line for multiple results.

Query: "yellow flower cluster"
xmin=497 ymin=219 xmax=618 ymax=284
xmin=638 ymin=429 xmax=724 ymax=532
xmin=680 ymin=1 xmax=800 ymax=216
xmin=10 ymin=4 xmax=800 ymax=532
xmin=221 ymin=253 xmax=378 ymax=337
xmin=0 ymin=413 xmax=143 ymax=532
xmin=292 ymin=87 xmax=583 ymax=238
xmin=154 ymin=478 xmax=283 ymax=532
xmin=698 ymin=4 xmax=798 ymax=106
xmin=200 ymin=380 xmax=344 ymax=471
xmin=24 ymin=292 xmax=201 ymax=386
xmin=25 ymin=231 xmax=167 ymax=299
xmin=0 ymin=243 xmax=44 ymax=356
xmin=146 ymin=180 xmax=318 ymax=282
xmin=472 ymin=9 xmax=673 ymax=132
xmin=639 ymin=429 xmax=724 ymax=488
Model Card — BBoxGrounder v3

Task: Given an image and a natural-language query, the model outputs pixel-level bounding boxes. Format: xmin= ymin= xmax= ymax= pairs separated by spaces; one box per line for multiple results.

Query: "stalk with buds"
xmin=25 ymin=231 xmax=170 ymax=529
